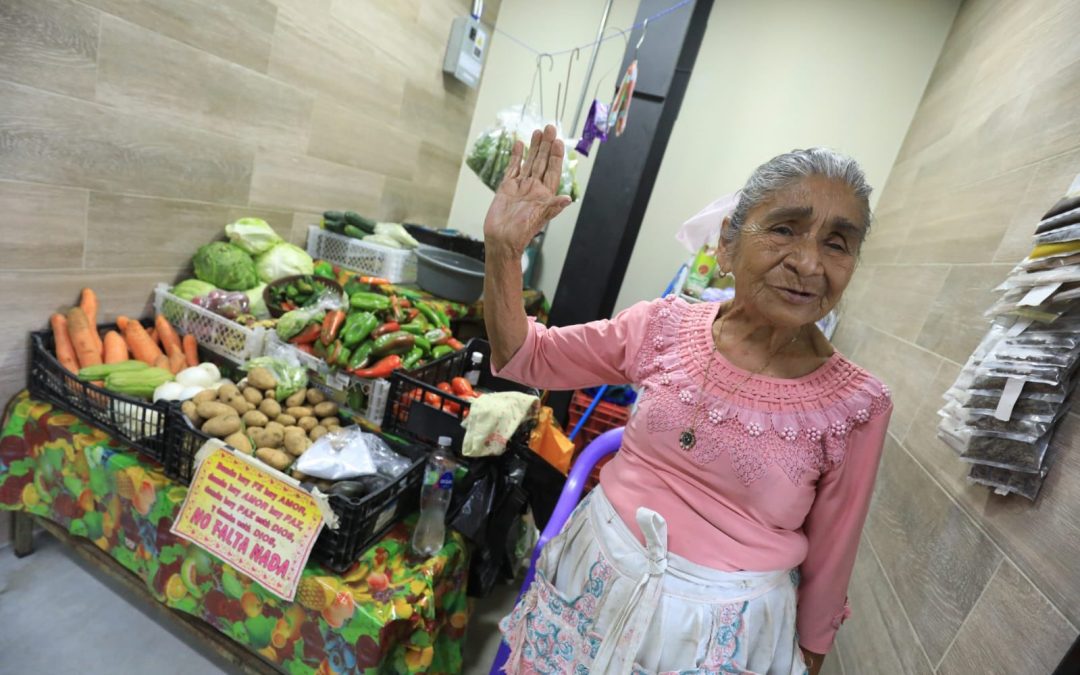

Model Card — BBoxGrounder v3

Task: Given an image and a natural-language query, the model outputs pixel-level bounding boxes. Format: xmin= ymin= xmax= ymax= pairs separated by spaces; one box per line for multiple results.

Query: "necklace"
xmin=678 ymin=310 xmax=801 ymax=451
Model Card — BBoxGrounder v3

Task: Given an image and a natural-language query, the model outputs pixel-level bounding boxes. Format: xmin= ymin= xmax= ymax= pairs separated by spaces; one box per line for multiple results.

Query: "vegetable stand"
xmin=2 ymin=392 xmax=471 ymax=674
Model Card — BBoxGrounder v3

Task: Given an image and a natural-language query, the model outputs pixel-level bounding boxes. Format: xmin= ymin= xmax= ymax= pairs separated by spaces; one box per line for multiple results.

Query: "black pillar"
xmin=546 ymin=0 xmax=713 ymax=423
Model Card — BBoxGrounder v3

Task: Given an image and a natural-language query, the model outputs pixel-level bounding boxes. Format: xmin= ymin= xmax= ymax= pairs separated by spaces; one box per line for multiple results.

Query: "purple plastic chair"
xmin=489 ymin=426 xmax=625 ymax=674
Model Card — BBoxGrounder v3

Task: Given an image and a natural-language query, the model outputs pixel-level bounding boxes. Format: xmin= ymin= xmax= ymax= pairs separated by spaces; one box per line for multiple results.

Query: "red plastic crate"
xmin=567 ymin=390 xmax=630 ymax=489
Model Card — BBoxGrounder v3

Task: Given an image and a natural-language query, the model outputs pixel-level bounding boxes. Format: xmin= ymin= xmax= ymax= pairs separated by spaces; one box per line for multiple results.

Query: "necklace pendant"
xmin=679 ymin=428 xmax=696 ymax=451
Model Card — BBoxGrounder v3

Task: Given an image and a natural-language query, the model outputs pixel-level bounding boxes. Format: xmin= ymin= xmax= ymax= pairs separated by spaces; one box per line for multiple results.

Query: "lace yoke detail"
xmin=638 ymin=297 xmax=891 ymax=487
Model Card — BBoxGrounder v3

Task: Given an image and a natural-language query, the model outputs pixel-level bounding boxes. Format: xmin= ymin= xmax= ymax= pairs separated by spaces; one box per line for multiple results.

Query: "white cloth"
xmin=501 ymin=486 xmax=807 ymax=674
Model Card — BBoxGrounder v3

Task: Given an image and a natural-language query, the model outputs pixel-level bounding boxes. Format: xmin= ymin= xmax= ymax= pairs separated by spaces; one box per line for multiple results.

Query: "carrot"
xmin=167 ymin=347 xmax=186 ymax=375
xmin=123 ymin=320 xmax=164 ymax=365
xmin=182 ymin=334 xmax=199 ymax=368
xmin=116 ymin=316 xmax=130 ymax=331
xmin=79 ymin=288 xmax=102 ymax=358
xmin=67 ymin=307 xmax=102 ymax=369
xmin=155 ymin=315 xmax=182 ymax=355
xmin=50 ymin=314 xmax=80 ymax=373
xmin=103 ymin=330 xmax=128 ymax=364
xmin=154 ymin=354 xmax=171 ymax=371
xmin=147 ymin=328 xmax=158 ymax=346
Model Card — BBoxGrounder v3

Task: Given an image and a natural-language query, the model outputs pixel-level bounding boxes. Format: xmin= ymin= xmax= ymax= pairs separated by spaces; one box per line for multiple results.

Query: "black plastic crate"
xmin=164 ymin=412 xmax=427 ymax=573
xmin=382 ymin=339 xmax=538 ymax=457
xmin=27 ymin=323 xmax=171 ymax=465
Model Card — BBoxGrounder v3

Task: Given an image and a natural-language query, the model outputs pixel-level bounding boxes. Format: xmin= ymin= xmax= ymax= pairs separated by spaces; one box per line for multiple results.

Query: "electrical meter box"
xmin=443 ymin=15 xmax=487 ymax=88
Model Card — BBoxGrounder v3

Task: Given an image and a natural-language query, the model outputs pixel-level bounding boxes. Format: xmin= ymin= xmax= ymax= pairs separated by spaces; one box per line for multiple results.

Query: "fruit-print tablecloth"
xmin=0 ymin=392 xmax=471 ymax=674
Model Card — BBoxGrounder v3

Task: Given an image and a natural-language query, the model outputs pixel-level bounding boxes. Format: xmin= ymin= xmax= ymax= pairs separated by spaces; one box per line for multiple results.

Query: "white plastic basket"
xmin=153 ymin=284 xmax=266 ymax=362
xmin=307 ymin=225 xmax=417 ymax=284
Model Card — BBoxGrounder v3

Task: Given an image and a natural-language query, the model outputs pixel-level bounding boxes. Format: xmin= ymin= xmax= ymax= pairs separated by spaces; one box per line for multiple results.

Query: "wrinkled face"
xmin=719 ymin=175 xmax=866 ymax=328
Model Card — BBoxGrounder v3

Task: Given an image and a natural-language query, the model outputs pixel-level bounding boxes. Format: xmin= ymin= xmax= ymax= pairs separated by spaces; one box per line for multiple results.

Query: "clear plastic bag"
xmin=987 ymin=345 xmax=1080 ymax=367
xmin=243 ymin=352 xmax=308 ymax=403
xmin=977 ymin=361 xmax=1071 ymax=385
xmin=967 ymin=462 xmax=1048 ymax=500
xmin=295 ymin=427 xmax=410 ymax=480
xmin=464 ymin=105 xmax=580 ymax=200
xmin=273 ymin=290 xmax=345 ymax=341
xmin=959 ymin=429 xmax=1051 ymax=472
xmin=1033 ymin=222 xmax=1080 ymax=245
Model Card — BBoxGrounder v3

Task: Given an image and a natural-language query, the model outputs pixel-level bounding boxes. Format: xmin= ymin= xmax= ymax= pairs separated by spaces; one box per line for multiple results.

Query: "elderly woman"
xmin=483 ymin=125 xmax=891 ymax=675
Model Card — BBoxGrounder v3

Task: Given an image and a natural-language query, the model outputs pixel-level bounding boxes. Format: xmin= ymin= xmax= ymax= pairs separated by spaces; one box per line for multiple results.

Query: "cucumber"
xmin=323 ymin=210 xmax=346 ymax=222
xmin=344 ymin=211 xmax=377 ymax=233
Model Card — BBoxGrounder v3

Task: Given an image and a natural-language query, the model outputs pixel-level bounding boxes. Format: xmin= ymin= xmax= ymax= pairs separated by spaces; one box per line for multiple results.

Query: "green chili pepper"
xmin=431 ymin=344 xmax=454 ymax=359
xmin=347 ymin=340 xmax=374 ymax=371
xmin=433 ymin=305 xmax=451 ymax=328
xmin=414 ymin=301 xmax=441 ymax=328
xmin=343 ymin=278 xmax=366 ymax=297
xmin=313 ymin=261 xmax=335 ymax=279
xmin=342 ymin=312 xmax=378 ymax=347
xmin=395 ymin=288 xmax=425 ymax=302
xmin=372 ymin=331 xmax=416 ymax=357
xmin=399 ymin=321 xmax=428 ymax=336
xmin=350 ymin=291 xmax=391 ymax=312
xmin=401 ymin=347 xmax=424 ymax=370
xmin=412 ymin=335 xmax=432 ymax=354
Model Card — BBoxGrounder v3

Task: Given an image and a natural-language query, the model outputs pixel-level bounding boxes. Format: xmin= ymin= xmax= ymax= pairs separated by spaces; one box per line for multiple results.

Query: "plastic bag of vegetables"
xmin=243 ymin=353 xmax=308 ymax=403
xmin=465 ymin=105 xmax=580 ymax=201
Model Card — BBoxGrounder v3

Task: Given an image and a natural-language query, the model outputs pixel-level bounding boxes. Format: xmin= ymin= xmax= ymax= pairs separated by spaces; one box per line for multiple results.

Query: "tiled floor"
xmin=0 ymin=530 xmax=518 ymax=674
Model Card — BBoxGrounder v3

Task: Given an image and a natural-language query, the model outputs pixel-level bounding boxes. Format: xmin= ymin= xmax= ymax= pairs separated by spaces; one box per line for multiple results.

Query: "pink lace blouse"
xmin=495 ymin=296 xmax=892 ymax=653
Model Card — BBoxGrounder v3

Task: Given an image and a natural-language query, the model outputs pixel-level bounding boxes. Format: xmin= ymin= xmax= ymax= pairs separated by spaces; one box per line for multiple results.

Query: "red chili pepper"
xmin=447 ymin=338 xmax=465 ymax=351
xmin=451 ymin=377 xmax=476 ymax=398
xmin=293 ymin=343 xmax=314 ymax=355
xmin=320 ymin=309 xmax=346 ymax=345
xmin=390 ymin=294 xmax=403 ymax=323
xmin=371 ymin=321 xmax=400 ymax=339
xmin=404 ymin=308 xmax=420 ymax=323
xmin=281 ymin=300 xmax=298 ymax=311
xmin=356 ymin=276 xmax=391 ymax=286
xmin=350 ymin=354 xmax=402 ymax=379
xmin=288 ymin=323 xmax=321 ymax=345
xmin=399 ymin=298 xmax=412 ymax=309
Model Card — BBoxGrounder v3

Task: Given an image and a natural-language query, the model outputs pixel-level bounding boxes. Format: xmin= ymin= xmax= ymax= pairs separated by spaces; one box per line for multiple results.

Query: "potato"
xmin=319 ymin=416 xmax=341 ymax=428
xmin=252 ymin=427 xmax=283 ymax=449
xmin=192 ymin=389 xmax=218 ymax=405
xmin=297 ymin=416 xmax=318 ymax=432
xmin=202 ymin=414 xmax=241 ymax=438
xmin=309 ymin=425 xmax=329 ymax=441
xmin=247 ymin=367 xmax=277 ymax=391
xmin=242 ymin=387 xmax=263 ymax=405
xmin=255 ymin=448 xmax=292 ymax=471
xmin=291 ymin=469 xmax=309 ymax=481
xmin=284 ymin=430 xmax=311 ymax=457
xmin=265 ymin=421 xmax=285 ymax=436
xmin=283 ymin=425 xmax=305 ymax=436
xmin=285 ymin=390 xmax=307 ymax=408
xmin=181 ymin=400 xmax=201 ymax=426
xmin=242 ymin=410 xmax=269 ymax=428
xmin=196 ymin=401 xmax=235 ymax=420
xmin=264 ymin=388 xmax=277 ymax=400
xmin=286 ymin=406 xmax=313 ymax=420
xmin=276 ymin=414 xmax=297 ymax=427
xmin=326 ymin=425 xmax=341 ymax=434
xmin=227 ymin=398 xmax=255 ymax=415
xmin=217 ymin=383 xmax=239 ymax=401
xmin=225 ymin=432 xmax=253 ymax=454
xmin=258 ymin=398 xmax=282 ymax=419
xmin=313 ymin=401 xmax=339 ymax=418
xmin=305 ymin=388 xmax=327 ymax=405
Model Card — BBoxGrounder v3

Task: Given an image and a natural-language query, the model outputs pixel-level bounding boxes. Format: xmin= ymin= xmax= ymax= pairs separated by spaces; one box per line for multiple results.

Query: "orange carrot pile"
xmin=48 ymin=288 xmax=198 ymax=376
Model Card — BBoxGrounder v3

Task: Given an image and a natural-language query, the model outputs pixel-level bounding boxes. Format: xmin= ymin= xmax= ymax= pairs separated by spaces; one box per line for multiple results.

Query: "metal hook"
xmin=557 ymin=47 xmax=581 ymax=127
xmin=635 ymin=18 xmax=648 ymax=54
xmin=592 ymin=26 xmax=630 ymax=102
xmin=537 ymin=53 xmax=553 ymax=118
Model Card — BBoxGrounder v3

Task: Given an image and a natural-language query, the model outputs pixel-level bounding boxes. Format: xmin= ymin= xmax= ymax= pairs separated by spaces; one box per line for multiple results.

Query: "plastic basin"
xmin=414 ymin=248 xmax=485 ymax=303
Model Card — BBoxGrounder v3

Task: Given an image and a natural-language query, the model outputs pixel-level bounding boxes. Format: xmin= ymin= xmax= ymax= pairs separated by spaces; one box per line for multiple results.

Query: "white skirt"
xmin=499 ymin=487 xmax=808 ymax=675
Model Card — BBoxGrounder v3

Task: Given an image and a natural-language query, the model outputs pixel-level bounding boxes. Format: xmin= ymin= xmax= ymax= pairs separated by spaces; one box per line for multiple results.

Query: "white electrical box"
xmin=443 ymin=15 xmax=487 ymax=88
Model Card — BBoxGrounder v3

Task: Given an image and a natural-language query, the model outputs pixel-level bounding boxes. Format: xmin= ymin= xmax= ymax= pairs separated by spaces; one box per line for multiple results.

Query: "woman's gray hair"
xmin=724 ymin=148 xmax=873 ymax=244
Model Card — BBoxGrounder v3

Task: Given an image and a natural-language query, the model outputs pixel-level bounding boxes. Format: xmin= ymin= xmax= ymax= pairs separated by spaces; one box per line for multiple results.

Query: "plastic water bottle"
xmin=411 ymin=437 xmax=455 ymax=557
xmin=465 ymin=352 xmax=484 ymax=386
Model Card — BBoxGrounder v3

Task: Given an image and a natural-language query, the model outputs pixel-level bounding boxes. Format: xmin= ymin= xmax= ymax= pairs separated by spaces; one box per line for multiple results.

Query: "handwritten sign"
xmin=171 ymin=446 xmax=325 ymax=601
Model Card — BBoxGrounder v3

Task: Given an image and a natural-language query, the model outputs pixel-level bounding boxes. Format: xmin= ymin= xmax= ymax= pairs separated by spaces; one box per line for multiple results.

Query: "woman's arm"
xmin=483 ymin=125 xmax=572 ymax=370
xmin=796 ymin=403 xmax=893 ymax=654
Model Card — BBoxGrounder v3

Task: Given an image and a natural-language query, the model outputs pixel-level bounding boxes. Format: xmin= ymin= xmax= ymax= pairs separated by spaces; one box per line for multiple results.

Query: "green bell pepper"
xmin=342 ymin=312 xmax=378 ymax=347
xmin=430 ymin=344 xmax=454 ymax=360
xmin=412 ymin=335 xmax=432 ymax=354
xmin=371 ymin=331 xmax=415 ymax=358
xmin=313 ymin=261 xmax=335 ymax=279
xmin=399 ymin=321 xmax=428 ymax=336
xmin=347 ymin=341 xmax=374 ymax=371
xmin=350 ymin=292 xmax=391 ymax=312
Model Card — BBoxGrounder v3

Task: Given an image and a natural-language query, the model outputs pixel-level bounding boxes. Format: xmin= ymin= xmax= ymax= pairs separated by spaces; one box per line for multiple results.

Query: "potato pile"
xmin=181 ymin=366 xmax=343 ymax=472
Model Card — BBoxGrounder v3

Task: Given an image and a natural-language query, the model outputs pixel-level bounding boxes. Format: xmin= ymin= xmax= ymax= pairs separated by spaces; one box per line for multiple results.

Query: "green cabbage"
xmin=193 ymin=242 xmax=259 ymax=291
xmin=171 ymin=279 xmax=216 ymax=302
xmin=245 ymin=283 xmax=268 ymax=318
xmin=255 ymin=242 xmax=314 ymax=283
xmin=225 ymin=218 xmax=282 ymax=255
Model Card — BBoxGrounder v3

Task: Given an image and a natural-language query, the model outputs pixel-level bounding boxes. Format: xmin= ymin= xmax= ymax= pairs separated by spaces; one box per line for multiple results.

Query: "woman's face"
xmin=719 ymin=175 xmax=866 ymax=328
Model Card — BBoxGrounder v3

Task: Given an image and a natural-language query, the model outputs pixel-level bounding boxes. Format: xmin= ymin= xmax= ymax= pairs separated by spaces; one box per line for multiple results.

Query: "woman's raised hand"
xmin=483 ymin=124 xmax=573 ymax=255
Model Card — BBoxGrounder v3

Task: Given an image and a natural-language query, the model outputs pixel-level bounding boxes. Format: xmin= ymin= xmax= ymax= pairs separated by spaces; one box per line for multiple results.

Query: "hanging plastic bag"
xmin=465 ymin=105 xmax=580 ymax=200
xmin=676 ymin=192 xmax=740 ymax=254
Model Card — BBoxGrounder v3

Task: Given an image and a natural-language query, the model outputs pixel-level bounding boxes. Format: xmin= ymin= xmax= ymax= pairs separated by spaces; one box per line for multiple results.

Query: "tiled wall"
xmin=830 ymin=0 xmax=1080 ymax=672
xmin=0 ymin=0 xmax=498 ymax=545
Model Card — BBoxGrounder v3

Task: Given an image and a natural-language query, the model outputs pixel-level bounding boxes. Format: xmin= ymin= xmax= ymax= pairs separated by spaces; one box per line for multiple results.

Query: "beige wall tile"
xmin=937 ymin=560 xmax=1076 ymax=675
xmin=851 ymin=328 xmax=943 ymax=436
xmin=290 ymin=213 xmax=322 ymax=248
xmin=97 ymin=17 xmax=313 ymax=153
xmin=1003 ymin=57 xmax=1080 ymax=171
xmin=249 ymin=151 xmax=384 ymax=214
xmin=0 ymin=180 xmax=87 ymax=269
xmin=399 ymin=82 xmax=475 ymax=156
xmin=307 ymin=97 xmax=421 ymax=180
xmin=859 ymin=210 xmax=907 ymax=265
xmin=900 ymin=360 xmax=971 ymax=498
xmin=835 ymin=538 xmax=934 ymax=675
xmin=995 ymin=147 xmax=1080 ymax=263
xmin=866 ymin=436 xmax=1003 ymax=665
xmin=830 ymin=315 xmax=869 ymax=358
xmin=915 ymin=264 xmax=1011 ymax=365
xmin=330 ymin=0 xmax=434 ymax=77
xmin=0 ymin=0 xmax=98 ymax=100
xmin=0 ymin=81 xmax=254 ymax=204
xmin=855 ymin=265 xmax=951 ymax=344
xmin=81 ymin=0 xmax=276 ymax=73
xmin=380 ymin=178 xmax=454 ymax=228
